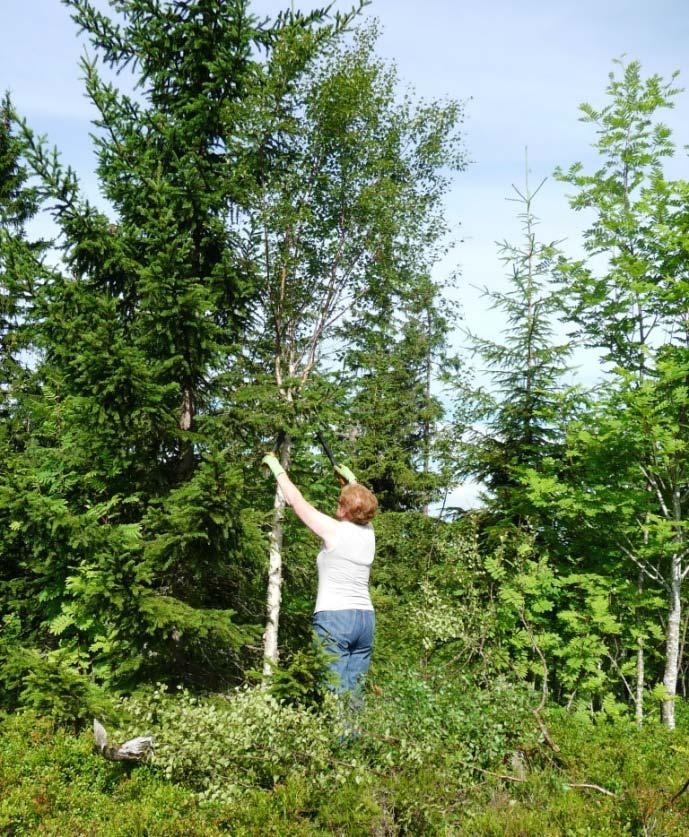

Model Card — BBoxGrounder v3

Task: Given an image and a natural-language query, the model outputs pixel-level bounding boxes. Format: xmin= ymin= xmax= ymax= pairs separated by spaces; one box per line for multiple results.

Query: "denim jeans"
xmin=312 ymin=609 xmax=375 ymax=705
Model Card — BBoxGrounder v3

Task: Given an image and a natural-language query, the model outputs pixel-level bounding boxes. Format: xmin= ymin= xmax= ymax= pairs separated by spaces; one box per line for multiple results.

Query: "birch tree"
xmin=249 ymin=24 xmax=465 ymax=673
xmin=532 ymin=60 xmax=689 ymax=727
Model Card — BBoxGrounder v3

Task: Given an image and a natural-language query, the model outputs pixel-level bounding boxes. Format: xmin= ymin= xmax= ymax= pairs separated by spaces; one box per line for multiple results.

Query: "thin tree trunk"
xmin=262 ymin=434 xmax=292 ymax=678
xmin=635 ymin=566 xmax=645 ymax=727
xmin=678 ymin=609 xmax=689 ymax=698
xmin=635 ymin=635 xmax=644 ymax=727
xmin=422 ymin=305 xmax=432 ymax=518
xmin=662 ymin=554 xmax=682 ymax=729
xmin=177 ymin=384 xmax=195 ymax=479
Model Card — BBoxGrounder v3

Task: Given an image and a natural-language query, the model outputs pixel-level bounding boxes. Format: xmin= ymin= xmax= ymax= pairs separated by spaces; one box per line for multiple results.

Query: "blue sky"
xmin=2 ymin=0 xmax=688 ymax=507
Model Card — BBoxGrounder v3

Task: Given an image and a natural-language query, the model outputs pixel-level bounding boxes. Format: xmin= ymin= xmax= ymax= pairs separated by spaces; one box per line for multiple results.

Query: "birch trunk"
xmin=635 ymin=569 xmax=645 ymax=727
xmin=262 ymin=434 xmax=292 ymax=678
xmin=422 ymin=306 xmax=432 ymax=518
xmin=662 ymin=554 xmax=682 ymax=729
xmin=635 ymin=635 xmax=644 ymax=727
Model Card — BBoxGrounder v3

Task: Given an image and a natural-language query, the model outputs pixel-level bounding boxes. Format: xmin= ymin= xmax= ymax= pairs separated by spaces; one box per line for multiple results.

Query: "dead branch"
xmin=93 ymin=719 xmax=153 ymax=762
xmin=518 ymin=609 xmax=561 ymax=756
xmin=671 ymin=775 xmax=689 ymax=803
xmin=567 ymin=782 xmax=616 ymax=798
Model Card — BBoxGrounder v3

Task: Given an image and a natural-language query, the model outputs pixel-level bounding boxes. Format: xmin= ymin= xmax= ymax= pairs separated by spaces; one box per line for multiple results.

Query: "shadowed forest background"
xmin=2 ymin=1 xmax=689 ymax=833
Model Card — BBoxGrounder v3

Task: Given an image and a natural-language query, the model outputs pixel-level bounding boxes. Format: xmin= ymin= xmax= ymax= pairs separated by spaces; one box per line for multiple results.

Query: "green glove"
xmin=262 ymin=453 xmax=285 ymax=479
xmin=334 ymin=463 xmax=357 ymax=485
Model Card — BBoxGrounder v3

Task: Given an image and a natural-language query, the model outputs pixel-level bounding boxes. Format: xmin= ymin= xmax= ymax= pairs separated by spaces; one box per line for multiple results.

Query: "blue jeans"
xmin=312 ymin=609 xmax=375 ymax=703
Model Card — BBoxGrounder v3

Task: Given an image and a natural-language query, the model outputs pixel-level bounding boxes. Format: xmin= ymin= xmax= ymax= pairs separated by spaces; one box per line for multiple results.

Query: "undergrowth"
xmin=3 ymin=676 xmax=689 ymax=834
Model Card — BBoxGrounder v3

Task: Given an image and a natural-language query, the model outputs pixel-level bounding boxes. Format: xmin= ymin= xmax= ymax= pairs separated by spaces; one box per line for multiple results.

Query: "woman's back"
xmin=315 ymin=520 xmax=374 ymax=612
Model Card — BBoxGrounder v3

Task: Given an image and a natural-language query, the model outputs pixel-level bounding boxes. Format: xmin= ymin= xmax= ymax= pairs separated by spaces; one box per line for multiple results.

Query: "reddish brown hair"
xmin=339 ymin=483 xmax=378 ymax=525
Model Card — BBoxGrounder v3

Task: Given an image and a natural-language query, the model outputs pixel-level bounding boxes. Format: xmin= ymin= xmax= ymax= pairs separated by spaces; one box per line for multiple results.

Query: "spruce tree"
xmin=466 ymin=161 xmax=572 ymax=530
xmin=0 ymin=97 xmax=52 ymax=665
xmin=341 ymin=271 xmax=462 ymax=513
xmin=1 ymin=0 xmax=352 ymax=688
xmin=0 ymin=96 xmax=47 ymax=428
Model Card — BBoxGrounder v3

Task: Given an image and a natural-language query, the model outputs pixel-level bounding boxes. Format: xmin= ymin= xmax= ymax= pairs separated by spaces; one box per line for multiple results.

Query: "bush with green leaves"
xmin=120 ymin=684 xmax=354 ymax=804
xmin=262 ymin=644 xmax=339 ymax=709
xmin=360 ymin=667 xmax=537 ymax=771
xmin=0 ymin=710 xmax=222 ymax=836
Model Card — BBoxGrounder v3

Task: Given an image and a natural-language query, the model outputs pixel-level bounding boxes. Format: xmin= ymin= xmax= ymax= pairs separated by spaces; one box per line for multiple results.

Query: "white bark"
xmin=635 ymin=565 xmax=645 ymax=727
xmin=261 ymin=436 xmax=292 ymax=678
xmin=662 ymin=554 xmax=682 ymax=729
xmin=635 ymin=636 xmax=644 ymax=727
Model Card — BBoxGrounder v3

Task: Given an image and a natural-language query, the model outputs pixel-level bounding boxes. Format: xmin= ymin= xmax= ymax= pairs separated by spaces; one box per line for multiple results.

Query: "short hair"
xmin=339 ymin=483 xmax=378 ymax=525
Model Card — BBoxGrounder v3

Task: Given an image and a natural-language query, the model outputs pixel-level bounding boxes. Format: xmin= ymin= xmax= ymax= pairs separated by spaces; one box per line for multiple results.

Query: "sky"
xmin=2 ymin=0 xmax=689 ymax=509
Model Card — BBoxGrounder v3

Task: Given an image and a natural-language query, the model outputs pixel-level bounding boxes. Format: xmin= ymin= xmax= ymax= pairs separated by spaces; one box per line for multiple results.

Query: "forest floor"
xmin=3 ymin=690 xmax=689 ymax=835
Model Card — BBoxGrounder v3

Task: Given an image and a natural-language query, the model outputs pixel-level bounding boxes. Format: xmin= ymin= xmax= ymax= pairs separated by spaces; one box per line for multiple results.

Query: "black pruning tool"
xmin=316 ymin=428 xmax=355 ymax=486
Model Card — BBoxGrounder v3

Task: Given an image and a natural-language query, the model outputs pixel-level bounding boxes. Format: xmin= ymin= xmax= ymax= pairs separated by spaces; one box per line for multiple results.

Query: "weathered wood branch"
xmin=567 ymin=782 xmax=616 ymax=798
xmin=671 ymin=775 xmax=689 ymax=803
xmin=93 ymin=719 xmax=153 ymax=762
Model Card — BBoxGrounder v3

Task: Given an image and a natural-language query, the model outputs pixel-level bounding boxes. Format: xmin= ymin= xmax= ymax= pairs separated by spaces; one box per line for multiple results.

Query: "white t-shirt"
xmin=314 ymin=520 xmax=375 ymax=612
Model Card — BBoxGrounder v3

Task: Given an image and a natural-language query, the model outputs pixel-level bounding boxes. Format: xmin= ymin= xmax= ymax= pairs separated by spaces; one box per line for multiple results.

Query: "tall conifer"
xmin=466 ymin=162 xmax=572 ymax=529
xmin=1 ymin=0 xmax=350 ymax=688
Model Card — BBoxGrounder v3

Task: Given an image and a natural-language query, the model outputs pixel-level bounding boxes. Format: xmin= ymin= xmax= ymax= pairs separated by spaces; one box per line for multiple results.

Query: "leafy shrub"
xmin=361 ymin=667 xmax=537 ymax=771
xmin=461 ymin=706 xmax=689 ymax=835
xmin=0 ymin=710 xmax=218 ymax=836
xmin=5 ymin=689 xmax=689 ymax=834
xmin=120 ymin=684 xmax=351 ymax=803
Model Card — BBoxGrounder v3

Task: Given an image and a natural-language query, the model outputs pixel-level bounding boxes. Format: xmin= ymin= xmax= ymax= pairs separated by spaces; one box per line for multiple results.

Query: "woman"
xmin=261 ymin=453 xmax=378 ymax=703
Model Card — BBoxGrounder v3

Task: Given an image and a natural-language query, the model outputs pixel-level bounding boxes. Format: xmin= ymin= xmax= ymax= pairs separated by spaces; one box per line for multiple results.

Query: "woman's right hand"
xmin=262 ymin=453 xmax=285 ymax=479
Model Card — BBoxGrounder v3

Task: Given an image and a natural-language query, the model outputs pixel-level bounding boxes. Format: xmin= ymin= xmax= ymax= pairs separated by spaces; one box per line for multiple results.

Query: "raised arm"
xmin=262 ymin=454 xmax=339 ymax=547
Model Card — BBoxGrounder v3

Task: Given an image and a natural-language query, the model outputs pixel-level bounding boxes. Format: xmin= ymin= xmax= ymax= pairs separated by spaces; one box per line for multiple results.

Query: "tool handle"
xmin=316 ymin=430 xmax=338 ymax=468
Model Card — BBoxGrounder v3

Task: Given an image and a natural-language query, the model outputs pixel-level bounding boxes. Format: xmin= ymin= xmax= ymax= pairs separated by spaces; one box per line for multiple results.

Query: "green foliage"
xmin=121 ymin=684 xmax=347 ymax=804
xmin=464 ymin=159 xmax=575 ymax=534
xmin=0 ymin=710 xmax=219 ymax=836
xmin=0 ymin=0 xmax=361 ymax=691
xmin=9 ymin=683 xmax=689 ymax=834
xmin=263 ymin=644 xmax=338 ymax=709
xmin=466 ymin=708 xmax=689 ymax=835
xmin=555 ymin=58 xmax=683 ymax=371
xmin=0 ymin=615 xmax=117 ymax=726
xmin=233 ymin=19 xmax=466 ymax=510
xmin=324 ymin=26 xmax=466 ymax=510
xmin=5 ymin=13 xmax=689 ymax=833
xmin=0 ymin=0 xmax=469 ymax=720
xmin=0 ymin=95 xmax=46 ymax=409
xmin=372 ymin=513 xmax=506 ymax=677
xmin=361 ymin=668 xmax=536 ymax=769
